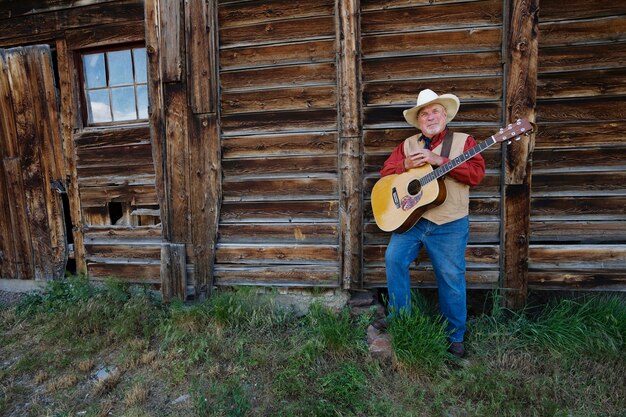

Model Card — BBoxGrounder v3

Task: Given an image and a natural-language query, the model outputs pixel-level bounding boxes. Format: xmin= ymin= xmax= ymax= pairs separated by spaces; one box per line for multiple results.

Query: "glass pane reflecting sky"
xmin=87 ymin=89 xmax=112 ymax=123
xmin=108 ymin=50 xmax=133 ymax=86
xmin=83 ymin=53 xmax=106 ymax=89
xmin=136 ymin=85 xmax=148 ymax=119
xmin=111 ymin=87 xmax=137 ymax=121
xmin=133 ymin=48 xmax=147 ymax=84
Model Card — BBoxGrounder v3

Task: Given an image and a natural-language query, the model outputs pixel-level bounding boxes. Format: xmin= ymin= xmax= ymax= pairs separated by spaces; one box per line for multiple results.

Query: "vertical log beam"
xmin=160 ymin=242 xmax=187 ymax=302
xmin=146 ymin=0 xmax=188 ymax=300
xmin=336 ymin=0 xmax=363 ymax=289
xmin=502 ymin=0 xmax=539 ymax=309
xmin=186 ymin=0 xmax=220 ymax=299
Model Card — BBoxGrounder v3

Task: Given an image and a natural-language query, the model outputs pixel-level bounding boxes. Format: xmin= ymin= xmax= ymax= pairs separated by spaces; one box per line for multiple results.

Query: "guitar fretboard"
xmin=419 ymin=136 xmax=497 ymax=186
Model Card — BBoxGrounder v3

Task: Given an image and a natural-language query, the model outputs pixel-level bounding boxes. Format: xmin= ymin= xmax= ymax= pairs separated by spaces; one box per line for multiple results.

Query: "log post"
xmin=501 ymin=0 xmax=539 ymax=309
xmin=336 ymin=0 xmax=363 ymax=289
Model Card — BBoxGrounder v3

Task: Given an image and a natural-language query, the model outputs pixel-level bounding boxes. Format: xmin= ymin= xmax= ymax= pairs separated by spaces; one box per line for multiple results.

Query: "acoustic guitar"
xmin=371 ymin=118 xmax=534 ymax=233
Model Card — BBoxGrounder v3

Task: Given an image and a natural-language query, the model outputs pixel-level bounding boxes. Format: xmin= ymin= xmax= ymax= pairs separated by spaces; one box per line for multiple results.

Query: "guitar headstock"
xmin=493 ymin=118 xmax=534 ymax=144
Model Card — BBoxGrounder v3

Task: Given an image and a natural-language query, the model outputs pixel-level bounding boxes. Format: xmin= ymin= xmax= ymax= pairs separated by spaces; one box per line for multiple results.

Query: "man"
xmin=380 ymin=89 xmax=485 ymax=358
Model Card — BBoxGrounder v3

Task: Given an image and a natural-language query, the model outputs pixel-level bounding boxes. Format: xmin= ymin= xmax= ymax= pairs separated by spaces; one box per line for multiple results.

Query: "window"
xmin=81 ymin=46 xmax=148 ymax=125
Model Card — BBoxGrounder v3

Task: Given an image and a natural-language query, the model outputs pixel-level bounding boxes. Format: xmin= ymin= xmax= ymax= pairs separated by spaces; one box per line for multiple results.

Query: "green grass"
xmin=1 ymin=280 xmax=624 ymax=417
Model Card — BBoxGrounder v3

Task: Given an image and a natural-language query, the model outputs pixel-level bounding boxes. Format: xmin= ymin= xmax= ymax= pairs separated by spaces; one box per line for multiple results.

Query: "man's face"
xmin=417 ymin=103 xmax=447 ymax=137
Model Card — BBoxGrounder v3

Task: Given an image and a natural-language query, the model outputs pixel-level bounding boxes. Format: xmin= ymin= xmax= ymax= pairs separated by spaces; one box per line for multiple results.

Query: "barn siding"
xmin=0 ymin=0 xmax=624 ymax=298
xmin=531 ymin=0 xmax=626 ymax=290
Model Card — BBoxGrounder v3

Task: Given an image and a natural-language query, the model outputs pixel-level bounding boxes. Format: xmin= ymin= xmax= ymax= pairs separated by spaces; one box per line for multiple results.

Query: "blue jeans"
xmin=385 ymin=216 xmax=469 ymax=342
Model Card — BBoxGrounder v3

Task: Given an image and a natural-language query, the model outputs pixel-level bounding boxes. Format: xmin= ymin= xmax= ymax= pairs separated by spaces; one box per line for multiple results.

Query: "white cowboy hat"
xmin=403 ymin=89 xmax=460 ymax=129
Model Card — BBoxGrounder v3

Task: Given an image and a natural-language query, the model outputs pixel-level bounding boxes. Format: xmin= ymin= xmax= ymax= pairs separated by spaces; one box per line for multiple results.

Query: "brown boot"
xmin=447 ymin=341 xmax=465 ymax=358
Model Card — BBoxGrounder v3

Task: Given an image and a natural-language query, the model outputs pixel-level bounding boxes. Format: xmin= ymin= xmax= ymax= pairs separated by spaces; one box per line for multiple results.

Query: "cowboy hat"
xmin=403 ymin=89 xmax=460 ymax=129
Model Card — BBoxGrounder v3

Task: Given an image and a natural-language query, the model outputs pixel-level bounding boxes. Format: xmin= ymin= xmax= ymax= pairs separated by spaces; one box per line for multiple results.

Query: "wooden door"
xmin=0 ymin=45 xmax=67 ymax=281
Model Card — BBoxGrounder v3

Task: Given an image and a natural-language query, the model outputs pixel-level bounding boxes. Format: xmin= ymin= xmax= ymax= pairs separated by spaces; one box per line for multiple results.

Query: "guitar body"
xmin=371 ymin=164 xmax=447 ymax=233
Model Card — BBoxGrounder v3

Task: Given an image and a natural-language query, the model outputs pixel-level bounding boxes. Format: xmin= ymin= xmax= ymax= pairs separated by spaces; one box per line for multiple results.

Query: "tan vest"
xmin=403 ymin=132 xmax=470 ymax=225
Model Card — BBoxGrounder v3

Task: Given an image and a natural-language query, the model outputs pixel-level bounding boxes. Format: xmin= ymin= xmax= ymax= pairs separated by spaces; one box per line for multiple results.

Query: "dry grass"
xmin=124 ymin=382 xmax=150 ymax=407
xmin=77 ymin=358 xmax=95 ymax=373
xmin=33 ymin=369 xmax=48 ymax=384
xmin=45 ymin=373 xmax=80 ymax=393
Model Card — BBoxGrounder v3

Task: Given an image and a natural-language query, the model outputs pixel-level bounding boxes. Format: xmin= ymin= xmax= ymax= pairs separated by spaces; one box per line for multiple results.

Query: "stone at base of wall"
xmin=0 ymin=278 xmax=46 ymax=293
xmin=252 ymin=287 xmax=349 ymax=317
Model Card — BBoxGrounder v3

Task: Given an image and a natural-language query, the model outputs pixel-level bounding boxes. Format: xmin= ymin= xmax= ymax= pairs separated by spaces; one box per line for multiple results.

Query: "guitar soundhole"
xmin=407 ymin=180 xmax=421 ymax=196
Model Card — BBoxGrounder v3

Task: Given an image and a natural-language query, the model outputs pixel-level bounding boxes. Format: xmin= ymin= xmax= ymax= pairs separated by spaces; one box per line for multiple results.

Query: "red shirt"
xmin=379 ymin=128 xmax=486 ymax=186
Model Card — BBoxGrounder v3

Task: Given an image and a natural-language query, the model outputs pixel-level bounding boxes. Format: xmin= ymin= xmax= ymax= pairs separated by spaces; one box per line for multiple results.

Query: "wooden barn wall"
xmin=361 ymin=0 xmax=505 ymax=290
xmin=0 ymin=0 xmax=162 ymax=287
xmin=214 ymin=0 xmax=342 ymax=287
xmin=531 ymin=0 xmax=626 ymax=290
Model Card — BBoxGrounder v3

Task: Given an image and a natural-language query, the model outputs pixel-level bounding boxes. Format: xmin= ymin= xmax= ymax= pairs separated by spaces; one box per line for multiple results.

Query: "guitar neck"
xmin=420 ymin=135 xmax=497 ymax=185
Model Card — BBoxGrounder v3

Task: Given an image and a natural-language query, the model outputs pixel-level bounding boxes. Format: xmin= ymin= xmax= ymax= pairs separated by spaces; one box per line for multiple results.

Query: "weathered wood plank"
xmin=539 ymin=16 xmax=626 ymax=48
xmin=537 ymin=96 xmax=626 ymax=122
xmin=538 ymin=68 xmax=626 ymax=99
xmin=222 ymin=155 xmax=337 ymax=177
xmin=213 ymin=265 xmax=340 ymax=287
xmin=223 ymin=176 xmax=337 ymax=200
xmin=0 ymin=0 xmax=145 ymax=42
xmin=185 ymin=0 xmax=210 ymax=113
xmin=87 ymin=261 xmax=161 ymax=283
xmin=56 ymin=38 xmax=87 ymax=275
xmin=0 ymin=0 xmax=119 ymax=19
xmin=337 ymin=0 xmax=362 ymax=295
xmin=539 ymin=0 xmax=626 ymax=21
xmin=501 ymin=0 xmax=538 ymax=308
xmin=534 ymin=121 xmax=626 ymax=148
xmin=532 ymin=171 xmax=626 ymax=195
xmin=161 ymin=243 xmax=187 ymax=301
xmin=159 ymin=0 xmax=182 ymax=82
xmin=539 ymin=43 xmax=626 ymax=73
xmin=84 ymin=226 xmax=163 ymax=242
xmin=220 ymin=39 xmax=335 ymax=70
xmin=65 ymin=21 xmax=145 ymax=49
xmin=189 ymin=114 xmax=221 ymax=299
xmin=361 ymin=0 xmax=502 ymax=34
xmin=220 ymin=62 xmax=336 ymax=91
xmin=145 ymin=0 xmax=170 ymax=241
xmin=219 ymin=16 xmax=335 ymax=48
xmin=163 ymin=82 xmax=190 ymax=242
xmin=361 ymin=0 xmax=482 ymax=12
xmin=221 ymin=108 xmax=337 ymax=135
xmin=218 ymin=0 xmax=334 ymax=28
xmin=218 ymin=223 xmax=339 ymax=244
xmin=363 ymin=76 xmax=502 ymax=106
xmin=222 ymin=86 xmax=336 ymax=114
xmin=529 ymin=245 xmax=626 ymax=268
xmin=362 ymin=51 xmax=502 ymax=82
xmin=73 ymin=126 xmax=150 ymax=148
xmin=2 ymin=158 xmax=34 ymax=280
xmin=215 ymin=244 xmax=339 ymax=264
xmin=531 ymin=196 xmax=626 ymax=219
xmin=77 ymin=163 xmax=156 ymax=179
xmin=362 ymin=27 xmax=501 ymax=58
xmin=222 ymin=132 xmax=337 ymax=158
xmin=528 ymin=271 xmax=626 ymax=290
xmin=7 ymin=48 xmax=54 ymax=281
xmin=79 ymin=184 xmax=159 ymax=208
xmin=530 ymin=221 xmax=626 ymax=243
xmin=85 ymin=244 xmax=161 ymax=260
xmin=532 ymin=147 xmax=626 ymax=172
xmin=76 ymin=143 xmax=155 ymax=166
xmin=220 ymin=201 xmax=339 ymax=223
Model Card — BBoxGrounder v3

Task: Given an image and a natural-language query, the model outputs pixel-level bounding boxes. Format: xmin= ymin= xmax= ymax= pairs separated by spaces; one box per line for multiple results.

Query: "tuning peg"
xmin=515 ymin=137 xmax=521 ymax=141
xmin=507 ymin=140 xmax=512 ymax=145
xmin=508 ymin=124 xmax=512 ymax=129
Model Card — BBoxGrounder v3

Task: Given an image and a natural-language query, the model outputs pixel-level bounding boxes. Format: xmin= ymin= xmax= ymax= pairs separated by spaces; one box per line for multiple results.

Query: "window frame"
xmin=77 ymin=42 xmax=148 ymax=128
